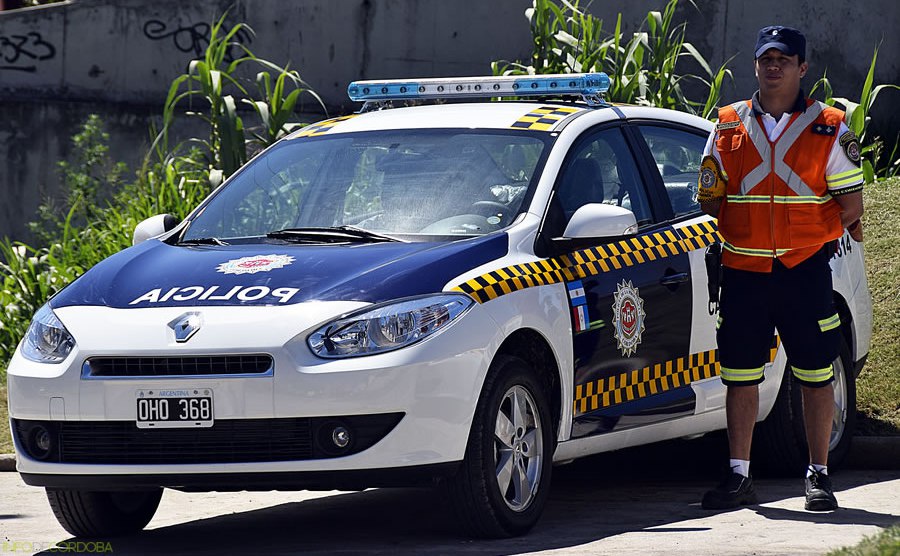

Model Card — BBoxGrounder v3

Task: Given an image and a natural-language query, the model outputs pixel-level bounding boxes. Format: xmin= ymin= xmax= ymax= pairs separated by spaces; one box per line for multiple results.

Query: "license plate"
xmin=136 ymin=389 xmax=214 ymax=429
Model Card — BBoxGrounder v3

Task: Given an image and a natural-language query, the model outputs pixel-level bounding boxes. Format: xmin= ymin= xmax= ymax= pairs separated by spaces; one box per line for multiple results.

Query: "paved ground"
xmin=1 ymin=438 xmax=898 ymax=556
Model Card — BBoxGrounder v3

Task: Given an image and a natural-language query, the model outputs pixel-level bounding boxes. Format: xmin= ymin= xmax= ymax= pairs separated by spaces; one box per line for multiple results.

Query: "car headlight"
xmin=308 ymin=294 xmax=474 ymax=358
xmin=21 ymin=304 xmax=76 ymax=364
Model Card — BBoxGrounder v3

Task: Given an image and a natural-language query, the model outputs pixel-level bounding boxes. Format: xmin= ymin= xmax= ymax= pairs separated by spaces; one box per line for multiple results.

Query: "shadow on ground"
xmin=34 ymin=435 xmax=900 ymax=556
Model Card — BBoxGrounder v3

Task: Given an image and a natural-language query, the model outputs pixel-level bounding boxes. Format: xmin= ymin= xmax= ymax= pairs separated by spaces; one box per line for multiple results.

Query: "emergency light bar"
xmin=347 ymin=73 xmax=610 ymax=104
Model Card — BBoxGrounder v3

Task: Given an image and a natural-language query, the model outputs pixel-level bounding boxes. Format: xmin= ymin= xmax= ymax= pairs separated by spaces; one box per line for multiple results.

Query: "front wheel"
xmin=444 ymin=355 xmax=554 ymax=538
xmin=754 ymin=339 xmax=856 ymax=476
xmin=46 ymin=488 xmax=163 ymax=538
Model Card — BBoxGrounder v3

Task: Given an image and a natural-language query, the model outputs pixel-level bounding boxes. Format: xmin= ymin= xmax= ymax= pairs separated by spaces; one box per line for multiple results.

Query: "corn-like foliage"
xmin=810 ymin=44 xmax=900 ymax=182
xmin=493 ymin=0 xmax=733 ymax=119
xmin=156 ymin=14 xmax=325 ymax=181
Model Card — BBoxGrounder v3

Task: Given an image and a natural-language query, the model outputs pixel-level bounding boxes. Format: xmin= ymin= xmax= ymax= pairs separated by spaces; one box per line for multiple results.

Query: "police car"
xmin=7 ymin=74 xmax=872 ymax=538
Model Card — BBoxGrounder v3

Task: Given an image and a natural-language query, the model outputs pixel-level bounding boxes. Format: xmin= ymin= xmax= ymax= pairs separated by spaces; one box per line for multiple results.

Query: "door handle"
xmin=660 ymin=272 xmax=690 ymax=286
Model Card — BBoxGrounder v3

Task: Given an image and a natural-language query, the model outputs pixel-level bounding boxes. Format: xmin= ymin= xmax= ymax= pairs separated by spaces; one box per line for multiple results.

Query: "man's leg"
xmin=701 ymin=383 xmax=760 ymax=509
xmin=727 ymin=385 xmax=759 ymax=461
xmin=799 ymin=380 xmax=839 ymax=510
xmin=702 ymin=267 xmax=770 ymax=510
xmin=802 ymin=383 xmax=834 ymax=466
xmin=774 ymin=247 xmax=841 ymax=511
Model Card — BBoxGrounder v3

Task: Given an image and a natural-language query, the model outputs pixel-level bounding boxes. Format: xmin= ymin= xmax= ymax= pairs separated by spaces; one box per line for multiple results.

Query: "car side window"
xmin=636 ymin=125 xmax=706 ymax=217
xmin=554 ymin=127 xmax=652 ymax=227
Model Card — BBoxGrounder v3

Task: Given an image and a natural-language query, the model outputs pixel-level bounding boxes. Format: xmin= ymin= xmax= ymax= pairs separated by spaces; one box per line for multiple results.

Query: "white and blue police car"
xmin=7 ymin=74 xmax=872 ymax=538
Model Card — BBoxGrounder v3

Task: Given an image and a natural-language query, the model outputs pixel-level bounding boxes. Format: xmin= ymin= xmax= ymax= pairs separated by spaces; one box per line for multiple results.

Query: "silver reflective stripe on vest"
xmin=772 ymin=102 xmax=823 ymax=197
xmin=732 ymin=101 xmax=826 ymax=198
xmin=733 ymin=102 xmax=771 ymax=195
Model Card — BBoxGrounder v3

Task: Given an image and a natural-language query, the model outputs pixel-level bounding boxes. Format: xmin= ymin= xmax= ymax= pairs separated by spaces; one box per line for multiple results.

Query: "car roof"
xmin=287 ymin=101 xmax=713 ymax=139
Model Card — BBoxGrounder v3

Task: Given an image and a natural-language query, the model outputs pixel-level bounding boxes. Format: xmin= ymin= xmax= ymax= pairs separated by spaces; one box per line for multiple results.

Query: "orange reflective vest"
xmin=716 ymin=98 xmax=845 ymax=272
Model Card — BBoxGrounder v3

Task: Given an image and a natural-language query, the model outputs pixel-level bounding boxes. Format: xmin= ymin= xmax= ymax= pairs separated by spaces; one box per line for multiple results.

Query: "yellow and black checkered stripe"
xmin=573 ymin=343 xmax=778 ymax=416
xmin=511 ymin=106 xmax=582 ymax=131
xmin=453 ymin=220 xmax=721 ymax=304
xmin=294 ymin=114 xmax=359 ymax=138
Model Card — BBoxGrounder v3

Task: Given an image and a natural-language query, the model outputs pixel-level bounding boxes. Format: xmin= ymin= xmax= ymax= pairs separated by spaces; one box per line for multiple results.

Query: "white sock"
xmin=807 ymin=463 xmax=828 ymax=477
xmin=730 ymin=458 xmax=750 ymax=478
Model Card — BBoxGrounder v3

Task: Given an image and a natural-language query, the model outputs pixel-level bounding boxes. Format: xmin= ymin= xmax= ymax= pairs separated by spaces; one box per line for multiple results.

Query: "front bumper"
xmin=8 ymin=301 xmax=499 ymax=484
xmin=18 ymin=462 xmax=461 ymax=491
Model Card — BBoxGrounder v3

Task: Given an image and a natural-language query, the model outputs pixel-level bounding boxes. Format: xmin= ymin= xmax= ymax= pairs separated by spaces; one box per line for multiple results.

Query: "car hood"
xmin=50 ymin=234 xmax=508 ymax=309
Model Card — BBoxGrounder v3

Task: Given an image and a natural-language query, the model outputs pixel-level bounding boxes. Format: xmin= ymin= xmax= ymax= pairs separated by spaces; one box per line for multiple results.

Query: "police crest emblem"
xmin=612 ymin=280 xmax=646 ymax=357
xmin=216 ymin=254 xmax=295 ymax=275
xmin=840 ymin=130 xmax=861 ymax=164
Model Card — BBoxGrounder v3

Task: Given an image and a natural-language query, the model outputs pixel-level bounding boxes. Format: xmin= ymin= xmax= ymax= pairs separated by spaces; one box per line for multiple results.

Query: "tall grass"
xmin=856 ymin=178 xmax=900 ymax=433
xmin=492 ymin=0 xmax=732 ymax=118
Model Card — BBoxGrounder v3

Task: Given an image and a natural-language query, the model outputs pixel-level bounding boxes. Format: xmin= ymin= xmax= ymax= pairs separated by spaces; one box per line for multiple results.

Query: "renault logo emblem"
xmin=168 ymin=312 xmax=202 ymax=343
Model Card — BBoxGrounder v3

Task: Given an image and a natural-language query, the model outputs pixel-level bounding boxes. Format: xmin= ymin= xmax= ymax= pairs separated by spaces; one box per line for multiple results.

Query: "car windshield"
xmin=182 ymin=129 xmax=549 ymax=243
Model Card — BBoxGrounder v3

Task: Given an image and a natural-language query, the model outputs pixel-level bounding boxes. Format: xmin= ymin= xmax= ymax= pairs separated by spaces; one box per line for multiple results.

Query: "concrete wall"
xmin=1 ymin=0 xmax=898 ymax=242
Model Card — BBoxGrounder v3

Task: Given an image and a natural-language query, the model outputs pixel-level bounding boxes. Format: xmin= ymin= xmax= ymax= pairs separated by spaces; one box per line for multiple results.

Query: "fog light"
xmin=29 ymin=425 xmax=53 ymax=460
xmin=332 ymin=426 xmax=351 ymax=449
xmin=35 ymin=429 xmax=51 ymax=452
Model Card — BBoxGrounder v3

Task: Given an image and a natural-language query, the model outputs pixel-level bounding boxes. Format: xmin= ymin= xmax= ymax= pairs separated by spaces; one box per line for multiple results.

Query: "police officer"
xmin=697 ymin=26 xmax=864 ymax=511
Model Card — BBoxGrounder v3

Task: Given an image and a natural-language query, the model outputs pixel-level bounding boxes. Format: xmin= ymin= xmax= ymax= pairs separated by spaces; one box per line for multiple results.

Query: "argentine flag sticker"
xmin=567 ymin=280 xmax=586 ymax=305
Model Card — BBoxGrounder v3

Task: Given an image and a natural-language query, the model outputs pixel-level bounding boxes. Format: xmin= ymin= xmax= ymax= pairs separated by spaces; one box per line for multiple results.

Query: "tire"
xmin=46 ymin=488 xmax=163 ymax=538
xmin=444 ymin=355 xmax=554 ymax=538
xmin=753 ymin=339 xmax=856 ymax=476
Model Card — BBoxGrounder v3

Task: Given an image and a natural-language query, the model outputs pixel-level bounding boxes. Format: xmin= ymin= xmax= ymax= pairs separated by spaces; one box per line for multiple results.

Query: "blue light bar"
xmin=347 ymin=73 xmax=610 ymax=103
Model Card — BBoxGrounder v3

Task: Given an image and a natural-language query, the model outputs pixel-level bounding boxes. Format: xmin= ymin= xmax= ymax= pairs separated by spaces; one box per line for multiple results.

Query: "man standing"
xmin=697 ymin=26 xmax=864 ymax=511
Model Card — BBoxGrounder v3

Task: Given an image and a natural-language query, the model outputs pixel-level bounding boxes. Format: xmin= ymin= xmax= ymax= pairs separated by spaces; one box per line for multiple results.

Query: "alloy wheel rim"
xmin=493 ymin=384 xmax=544 ymax=512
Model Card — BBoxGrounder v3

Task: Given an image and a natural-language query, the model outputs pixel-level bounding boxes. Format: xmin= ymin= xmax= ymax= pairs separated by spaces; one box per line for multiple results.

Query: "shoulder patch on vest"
xmin=697 ymin=155 xmax=727 ymax=203
xmin=811 ymin=123 xmax=837 ymax=136
xmin=716 ymin=120 xmax=741 ymax=130
xmin=839 ymin=130 xmax=861 ymax=163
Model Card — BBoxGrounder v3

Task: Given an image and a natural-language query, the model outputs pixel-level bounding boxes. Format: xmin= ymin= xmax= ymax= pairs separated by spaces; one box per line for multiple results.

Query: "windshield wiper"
xmin=266 ymin=226 xmax=402 ymax=244
xmin=178 ymin=237 xmax=229 ymax=246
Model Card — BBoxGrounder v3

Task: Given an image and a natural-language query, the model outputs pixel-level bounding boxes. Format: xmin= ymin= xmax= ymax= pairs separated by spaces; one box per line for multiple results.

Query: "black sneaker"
xmin=805 ymin=470 xmax=838 ymax=511
xmin=702 ymin=472 xmax=757 ymax=509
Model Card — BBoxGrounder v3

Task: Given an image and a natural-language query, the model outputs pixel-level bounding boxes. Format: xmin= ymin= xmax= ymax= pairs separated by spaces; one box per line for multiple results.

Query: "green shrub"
xmin=28 ymin=115 xmax=129 ymax=247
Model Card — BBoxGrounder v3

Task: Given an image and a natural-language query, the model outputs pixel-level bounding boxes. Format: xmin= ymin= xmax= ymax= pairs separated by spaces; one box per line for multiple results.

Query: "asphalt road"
xmin=1 ymin=439 xmax=898 ymax=555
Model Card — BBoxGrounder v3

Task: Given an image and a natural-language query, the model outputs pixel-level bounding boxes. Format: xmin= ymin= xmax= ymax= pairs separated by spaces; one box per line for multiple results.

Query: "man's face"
xmin=754 ymin=48 xmax=808 ymax=95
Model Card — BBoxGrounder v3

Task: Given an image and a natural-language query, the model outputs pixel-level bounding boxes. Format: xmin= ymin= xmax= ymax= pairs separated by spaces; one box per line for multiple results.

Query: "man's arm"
xmin=826 ymin=126 xmax=865 ymax=241
xmin=833 ymin=190 xmax=864 ymax=241
xmin=701 ymin=198 xmax=722 ymax=218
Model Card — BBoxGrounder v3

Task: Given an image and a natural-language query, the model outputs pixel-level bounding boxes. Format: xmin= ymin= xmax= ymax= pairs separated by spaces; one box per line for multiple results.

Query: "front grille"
xmin=84 ymin=355 xmax=273 ymax=377
xmin=14 ymin=414 xmax=403 ymax=465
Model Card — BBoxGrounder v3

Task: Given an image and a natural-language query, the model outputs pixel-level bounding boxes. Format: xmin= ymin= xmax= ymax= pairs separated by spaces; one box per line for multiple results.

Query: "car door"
xmin=631 ymin=122 xmax=724 ymax=413
xmin=542 ymin=124 xmax=696 ymax=439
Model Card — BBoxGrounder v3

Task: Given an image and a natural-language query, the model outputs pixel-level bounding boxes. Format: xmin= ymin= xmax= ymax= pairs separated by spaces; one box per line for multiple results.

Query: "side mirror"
xmin=133 ymin=214 xmax=179 ymax=245
xmin=563 ymin=203 xmax=637 ymax=238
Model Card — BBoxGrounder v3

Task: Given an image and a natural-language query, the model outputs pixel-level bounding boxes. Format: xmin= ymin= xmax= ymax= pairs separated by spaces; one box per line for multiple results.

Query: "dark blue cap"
xmin=755 ymin=26 xmax=806 ymax=60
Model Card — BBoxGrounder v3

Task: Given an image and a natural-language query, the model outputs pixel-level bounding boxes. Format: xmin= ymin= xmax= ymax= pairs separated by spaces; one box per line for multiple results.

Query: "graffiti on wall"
xmin=143 ymin=19 xmax=252 ymax=61
xmin=0 ymin=31 xmax=56 ymax=73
